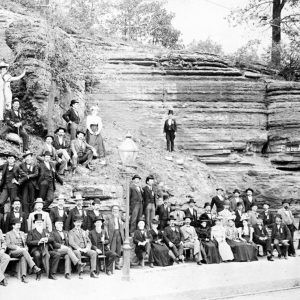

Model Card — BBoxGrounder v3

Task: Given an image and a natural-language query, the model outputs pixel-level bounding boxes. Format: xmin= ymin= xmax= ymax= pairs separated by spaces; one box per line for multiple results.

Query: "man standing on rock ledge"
xmin=163 ymin=109 xmax=177 ymax=152
xmin=62 ymin=99 xmax=80 ymax=140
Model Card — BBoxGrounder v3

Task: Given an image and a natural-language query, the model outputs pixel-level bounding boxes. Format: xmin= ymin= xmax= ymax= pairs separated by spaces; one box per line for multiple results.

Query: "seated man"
xmin=6 ymin=218 xmax=41 ymax=283
xmin=38 ymin=151 xmax=63 ymax=210
xmin=5 ymin=197 xmax=28 ymax=233
xmin=26 ymin=213 xmax=60 ymax=280
xmin=271 ymin=215 xmax=291 ymax=259
xmin=253 ymin=216 xmax=273 ymax=261
xmin=89 ymin=216 xmax=119 ymax=275
xmin=49 ymin=194 xmax=69 ymax=229
xmin=50 ymin=217 xmax=85 ymax=279
xmin=3 ymin=98 xmax=29 ymax=151
xmin=53 ymin=127 xmax=71 ymax=172
xmin=0 ymin=228 xmax=10 ymax=286
xmin=180 ymin=217 xmax=203 ymax=265
xmin=69 ymin=215 xmax=98 ymax=279
xmin=28 ymin=198 xmax=52 ymax=232
xmin=70 ymin=131 xmax=94 ymax=172
xmin=133 ymin=217 xmax=151 ymax=267
xmin=163 ymin=216 xmax=184 ymax=262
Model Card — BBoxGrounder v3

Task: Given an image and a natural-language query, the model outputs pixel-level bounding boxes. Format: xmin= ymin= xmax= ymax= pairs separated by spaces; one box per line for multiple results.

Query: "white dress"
xmin=3 ymin=73 xmax=12 ymax=110
xmin=0 ymin=75 xmax=4 ymax=120
xmin=211 ymin=225 xmax=234 ymax=261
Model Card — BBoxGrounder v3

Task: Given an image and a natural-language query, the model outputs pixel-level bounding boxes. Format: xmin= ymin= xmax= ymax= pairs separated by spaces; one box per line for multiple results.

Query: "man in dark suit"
xmin=86 ymin=198 xmax=104 ymax=231
xmin=243 ymin=188 xmax=256 ymax=212
xmin=53 ymin=127 xmax=71 ymax=171
xmin=4 ymin=197 xmax=28 ymax=233
xmin=260 ymin=202 xmax=275 ymax=228
xmin=49 ymin=194 xmax=69 ymax=229
xmin=0 ymin=152 xmax=20 ymax=213
xmin=105 ymin=205 xmax=124 ymax=270
xmin=253 ymin=216 xmax=273 ymax=261
xmin=271 ymin=215 xmax=291 ymax=259
xmin=19 ymin=150 xmax=39 ymax=215
xmin=210 ymin=188 xmax=225 ymax=213
xmin=129 ymin=174 xmax=143 ymax=234
xmin=143 ymin=175 xmax=156 ymax=229
xmin=5 ymin=218 xmax=41 ymax=283
xmin=234 ymin=202 xmax=245 ymax=228
xmin=3 ymin=98 xmax=29 ymax=151
xmin=38 ymin=151 xmax=63 ymax=210
xmin=50 ymin=216 xmax=85 ymax=279
xmin=26 ymin=213 xmax=61 ymax=280
xmin=65 ymin=194 xmax=87 ymax=231
xmin=184 ymin=198 xmax=197 ymax=226
xmin=163 ymin=216 xmax=184 ymax=262
xmin=89 ymin=216 xmax=119 ymax=275
xmin=62 ymin=99 xmax=80 ymax=140
xmin=69 ymin=215 xmax=98 ymax=278
xmin=156 ymin=194 xmax=171 ymax=229
xmin=163 ymin=109 xmax=177 ymax=152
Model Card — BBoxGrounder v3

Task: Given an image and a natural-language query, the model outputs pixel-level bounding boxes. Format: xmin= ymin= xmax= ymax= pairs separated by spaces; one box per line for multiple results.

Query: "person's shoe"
xmin=36 ymin=272 xmax=42 ymax=281
xmin=284 ymin=255 xmax=288 ymax=260
xmin=149 ymin=263 xmax=154 ymax=268
xmin=32 ymin=265 xmax=41 ymax=274
xmin=267 ymin=256 xmax=274 ymax=261
xmin=21 ymin=276 xmax=29 ymax=284
xmin=77 ymin=262 xmax=86 ymax=273
xmin=278 ymin=254 xmax=282 ymax=259
xmin=65 ymin=273 xmax=71 ymax=280
xmin=48 ymin=274 xmax=57 ymax=280
xmin=0 ymin=278 xmax=8 ymax=286
xmin=78 ymin=272 xmax=83 ymax=280
xmin=90 ymin=271 xmax=99 ymax=278
xmin=197 ymin=261 xmax=202 ymax=265
xmin=290 ymin=253 xmax=296 ymax=257
xmin=115 ymin=265 xmax=122 ymax=270
xmin=106 ymin=271 xmax=112 ymax=276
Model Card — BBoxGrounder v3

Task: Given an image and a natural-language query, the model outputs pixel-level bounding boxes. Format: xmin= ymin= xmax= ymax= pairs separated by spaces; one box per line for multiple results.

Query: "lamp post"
xmin=118 ymin=132 xmax=138 ymax=281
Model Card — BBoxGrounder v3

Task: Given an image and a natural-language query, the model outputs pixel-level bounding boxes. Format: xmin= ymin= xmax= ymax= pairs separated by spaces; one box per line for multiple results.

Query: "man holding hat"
xmin=65 ymin=194 xmax=87 ymax=231
xmin=129 ymin=174 xmax=144 ymax=234
xmin=27 ymin=198 xmax=52 ymax=232
xmin=3 ymin=98 xmax=29 ymax=151
xmin=156 ymin=194 xmax=171 ymax=230
xmin=19 ymin=150 xmax=39 ymax=215
xmin=70 ymin=130 xmax=94 ymax=172
xmin=86 ymin=198 xmax=104 ymax=231
xmin=49 ymin=194 xmax=69 ymax=229
xmin=243 ymin=188 xmax=256 ymax=212
xmin=163 ymin=109 xmax=177 ymax=152
xmin=6 ymin=218 xmax=41 ymax=283
xmin=143 ymin=175 xmax=156 ymax=229
xmin=0 ymin=228 xmax=10 ymax=286
xmin=38 ymin=151 xmax=63 ymax=210
xmin=89 ymin=216 xmax=119 ymax=275
xmin=211 ymin=188 xmax=225 ymax=213
xmin=50 ymin=216 xmax=85 ymax=279
xmin=0 ymin=152 xmax=20 ymax=213
xmin=62 ymin=99 xmax=81 ymax=140
xmin=4 ymin=197 xmax=28 ymax=233
xmin=53 ymin=127 xmax=71 ymax=167
xmin=184 ymin=197 xmax=198 ymax=226
xmin=26 ymin=213 xmax=60 ymax=280
xmin=69 ymin=215 xmax=98 ymax=278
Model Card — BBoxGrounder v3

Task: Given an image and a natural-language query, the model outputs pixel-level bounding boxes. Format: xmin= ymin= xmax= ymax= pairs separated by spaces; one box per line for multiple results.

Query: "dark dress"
xmin=149 ymin=229 xmax=172 ymax=266
xmin=196 ymin=225 xmax=221 ymax=264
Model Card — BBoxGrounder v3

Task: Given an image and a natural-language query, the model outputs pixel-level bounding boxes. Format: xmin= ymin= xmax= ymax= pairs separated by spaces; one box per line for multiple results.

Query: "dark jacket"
xmin=26 ymin=228 xmax=55 ymax=253
xmin=5 ymin=211 xmax=28 ymax=233
xmin=133 ymin=229 xmax=152 ymax=245
xmin=210 ymin=196 xmax=224 ymax=213
xmin=253 ymin=224 xmax=269 ymax=243
xmin=4 ymin=109 xmax=25 ymax=128
xmin=53 ymin=135 xmax=70 ymax=150
xmin=0 ymin=163 xmax=21 ymax=191
xmin=156 ymin=204 xmax=171 ymax=222
xmin=85 ymin=210 xmax=104 ymax=231
xmin=196 ymin=225 xmax=211 ymax=241
xmin=49 ymin=207 xmax=69 ymax=228
xmin=163 ymin=226 xmax=183 ymax=245
xmin=19 ymin=162 xmax=39 ymax=188
xmin=260 ymin=210 xmax=275 ymax=228
xmin=62 ymin=108 xmax=80 ymax=124
xmin=234 ymin=209 xmax=244 ymax=228
xmin=143 ymin=185 xmax=156 ymax=208
xmin=184 ymin=208 xmax=197 ymax=225
xmin=129 ymin=184 xmax=143 ymax=212
xmin=163 ymin=119 xmax=177 ymax=133
xmin=65 ymin=207 xmax=87 ymax=231
xmin=271 ymin=223 xmax=291 ymax=241
xmin=38 ymin=161 xmax=63 ymax=189
xmin=243 ymin=196 xmax=256 ymax=212
xmin=89 ymin=228 xmax=110 ymax=252
xmin=50 ymin=230 xmax=70 ymax=249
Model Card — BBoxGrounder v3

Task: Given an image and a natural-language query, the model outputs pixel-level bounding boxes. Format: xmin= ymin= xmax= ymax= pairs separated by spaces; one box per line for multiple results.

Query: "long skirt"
xmin=217 ymin=241 xmax=234 ymax=261
xmin=226 ymin=239 xmax=257 ymax=262
xmin=149 ymin=243 xmax=172 ymax=266
xmin=202 ymin=240 xmax=222 ymax=264
xmin=86 ymin=125 xmax=105 ymax=157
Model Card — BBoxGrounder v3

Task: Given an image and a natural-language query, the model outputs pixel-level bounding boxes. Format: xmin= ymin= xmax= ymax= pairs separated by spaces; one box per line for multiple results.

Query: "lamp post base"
xmin=122 ymin=238 xmax=131 ymax=281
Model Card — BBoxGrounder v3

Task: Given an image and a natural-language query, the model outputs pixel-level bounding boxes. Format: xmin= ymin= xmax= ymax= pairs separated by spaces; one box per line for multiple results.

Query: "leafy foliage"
xmin=187 ymin=38 xmax=224 ymax=56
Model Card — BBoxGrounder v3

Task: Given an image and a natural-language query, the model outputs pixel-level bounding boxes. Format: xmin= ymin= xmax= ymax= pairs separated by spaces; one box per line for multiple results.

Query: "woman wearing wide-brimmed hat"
xmin=86 ymin=105 xmax=106 ymax=159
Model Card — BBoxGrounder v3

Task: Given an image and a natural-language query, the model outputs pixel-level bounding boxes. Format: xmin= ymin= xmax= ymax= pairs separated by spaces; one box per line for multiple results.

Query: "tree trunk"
xmin=271 ymin=0 xmax=282 ymax=67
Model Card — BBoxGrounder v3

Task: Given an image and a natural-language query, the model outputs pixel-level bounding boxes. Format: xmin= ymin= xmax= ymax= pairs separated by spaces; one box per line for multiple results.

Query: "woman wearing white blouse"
xmin=86 ymin=106 xmax=106 ymax=158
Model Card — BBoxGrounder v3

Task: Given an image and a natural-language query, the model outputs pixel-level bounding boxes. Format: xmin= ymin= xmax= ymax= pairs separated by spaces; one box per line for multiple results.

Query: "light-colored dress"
xmin=211 ymin=225 xmax=234 ymax=261
xmin=0 ymin=75 xmax=5 ymax=120
xmin=3 ymin=73 xmax=13 ymax=110
xmin=86 ymin=114 xmax=105 ymax=157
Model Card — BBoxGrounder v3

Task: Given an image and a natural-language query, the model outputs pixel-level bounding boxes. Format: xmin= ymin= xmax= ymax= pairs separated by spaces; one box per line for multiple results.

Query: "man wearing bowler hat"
xmin=130 ymin=174 xmax=144 ymax=234
xmin=0 ymin=152 xmax=20 ymax=213
xmin=211 ymin=188 xmax=226 ymax=213
xmin=243 ymin=188 xmax=256 ymax=212
xmin=163 ymin=109 xmax=177 ymax=152
xmin=6 ymin=218 xmax=41 ymax=283
xmin=65 ymin=194 xmax=87 ymax=231
xmin=184 ymin=197 xmax=198 ymax=226
xmin=69 ymin=215 xmax=98 ymax=278
xmin=49 ymin=194 xmax=69 ymax=229
xmin=86 ymin=198 xmax=104 ymax=231
xmin=50 ymin=216 xmax=85 ymax=279
xmin=28 ymin=198 xmax=52 ymax=232
xmin=4 ymin=197 xmax=28 ymax=233
xmin=26 ymin=213 xmax=60 ymax=280
xmin=156 ymin=193 xmax=171 ymax=229
xmin=19 ymin=150 xmax=39 ymax=215
xmin=38 ymin=151 xmax=63 ymax=210
xmin=143 ymin=175 xmax=156 ymax=229
xmin=62 ymin=99 xmax=81 ymax=140
xmin=53 ymin=127 xmax=71 ymax=166
xmin=70 ymin=130 xmax=94 ymax=172
xmin=89 ymin=216 xmax=119 ymax=275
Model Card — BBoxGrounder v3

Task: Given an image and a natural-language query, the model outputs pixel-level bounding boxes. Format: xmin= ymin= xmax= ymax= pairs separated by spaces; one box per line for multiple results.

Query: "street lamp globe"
xmin=118 ymin=133 xmax=138 ymax=166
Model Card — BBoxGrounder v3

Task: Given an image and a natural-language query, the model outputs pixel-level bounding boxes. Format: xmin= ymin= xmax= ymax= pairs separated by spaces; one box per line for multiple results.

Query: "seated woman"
xmin=148 ymin=219 xmax=174 ymax=267
xmin=196 ymin=216 xmax=221 ymax=264
xmin=238 ymin=219 xmax=258 ymax=260
xmin=225 ymin=217 xmax=258 ymax=262
xmin=211 ymin=216 xmax=234 ymax=262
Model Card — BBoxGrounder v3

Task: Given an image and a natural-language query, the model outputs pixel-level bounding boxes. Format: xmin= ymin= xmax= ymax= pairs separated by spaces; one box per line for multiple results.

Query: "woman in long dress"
xmin=86 ymin=106 xmax=105 ymax=159
xmin=0 ymin=61 xmax=9 ymax=121
xmin=225 ymin=218 xmax=257 ymax=262
xmin=196 ymin=217 xmax=221 ymax=264
xmin=211 ymin=217 xmax=234 ymax=262
xmin=148 ymin=219 xmax=174 ymax=267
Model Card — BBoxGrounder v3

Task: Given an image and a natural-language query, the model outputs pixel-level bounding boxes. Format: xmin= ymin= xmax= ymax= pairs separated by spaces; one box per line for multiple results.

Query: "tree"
xmin=187 ymin=38 xmax=224 ymax=55
xmin=229 ymin=0 xmax=300 ymax=67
